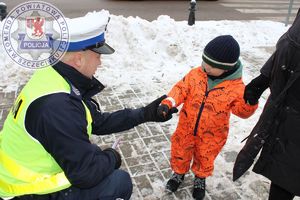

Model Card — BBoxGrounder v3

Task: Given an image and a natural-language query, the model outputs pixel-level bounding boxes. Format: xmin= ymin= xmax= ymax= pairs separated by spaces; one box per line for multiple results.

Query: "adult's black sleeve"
xmin=86 ymin=98 xmax=146 ymax=135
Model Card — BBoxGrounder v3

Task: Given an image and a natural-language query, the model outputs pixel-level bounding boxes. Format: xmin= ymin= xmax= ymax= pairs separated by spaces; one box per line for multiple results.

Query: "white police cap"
xmin=58 ymin=10 xmax=114 ymax=54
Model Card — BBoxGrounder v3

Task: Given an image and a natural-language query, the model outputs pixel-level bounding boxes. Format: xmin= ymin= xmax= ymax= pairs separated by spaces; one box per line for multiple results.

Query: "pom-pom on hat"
xmin=54 ymin=10 xmax=114 ymax=54
xmin=202 ymin=35 xmax=240 ymax=70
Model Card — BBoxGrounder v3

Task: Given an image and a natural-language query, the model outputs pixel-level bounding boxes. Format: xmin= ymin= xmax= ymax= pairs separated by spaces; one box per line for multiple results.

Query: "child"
xmin=158 ymin=35 xmax=258 ymax=200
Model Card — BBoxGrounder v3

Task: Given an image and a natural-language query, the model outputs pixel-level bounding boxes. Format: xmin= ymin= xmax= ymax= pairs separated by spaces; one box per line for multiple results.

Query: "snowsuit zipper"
xmin=193 ymin=86 xmax=224 ymax=136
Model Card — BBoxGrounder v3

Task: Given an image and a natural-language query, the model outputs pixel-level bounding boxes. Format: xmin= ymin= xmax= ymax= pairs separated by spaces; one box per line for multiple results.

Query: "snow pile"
xmin=0 ymin=14 xmax=288 ymax=93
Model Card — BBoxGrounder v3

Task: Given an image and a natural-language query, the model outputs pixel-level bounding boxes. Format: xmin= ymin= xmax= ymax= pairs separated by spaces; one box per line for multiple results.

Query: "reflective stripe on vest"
xmin=0 ymin=149 xmax=70 ymax=195
xmin=0 ymin=66 xmax=92 ymax=197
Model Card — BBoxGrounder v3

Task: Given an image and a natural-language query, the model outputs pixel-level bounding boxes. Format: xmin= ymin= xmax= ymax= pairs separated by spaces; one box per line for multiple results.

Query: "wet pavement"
xmin=0 ymin=84 xmax=271 ymax=200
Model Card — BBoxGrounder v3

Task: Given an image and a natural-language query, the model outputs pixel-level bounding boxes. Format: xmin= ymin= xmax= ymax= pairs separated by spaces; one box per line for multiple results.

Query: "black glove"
xmin=244 ymin=74 xmax=269 ymax=105
xmin=157 ymin=104 xmax=178 ymax=120
xmin=103 ymin=148 xmax=122 ymax=169
xmin=143 ymin=95 xmax=178 ymax=122
xmin=157 ymin=104 xmax=170 ymax=119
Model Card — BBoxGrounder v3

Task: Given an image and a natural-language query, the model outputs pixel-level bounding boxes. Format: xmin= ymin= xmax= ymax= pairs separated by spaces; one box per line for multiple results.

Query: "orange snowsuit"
xmin=162 ymin=65 xmax=257 ymax=178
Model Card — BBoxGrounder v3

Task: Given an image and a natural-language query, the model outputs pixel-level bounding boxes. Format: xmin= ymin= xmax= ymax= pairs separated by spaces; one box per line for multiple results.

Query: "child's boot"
xmin=192 ymin=176 xmax=206 ymax=200
xmin=165 ymin=172 xmax=185 ymax=192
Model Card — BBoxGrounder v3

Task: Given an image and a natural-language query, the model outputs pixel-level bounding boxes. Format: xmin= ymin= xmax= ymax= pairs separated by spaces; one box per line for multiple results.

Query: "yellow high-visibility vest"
xmin=0 ymin=66 xmax=92 ymax=198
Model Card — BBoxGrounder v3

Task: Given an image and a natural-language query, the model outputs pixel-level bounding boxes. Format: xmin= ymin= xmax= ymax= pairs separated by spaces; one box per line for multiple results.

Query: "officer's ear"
xmin=74 ymin=51 xmax=84 ymax=68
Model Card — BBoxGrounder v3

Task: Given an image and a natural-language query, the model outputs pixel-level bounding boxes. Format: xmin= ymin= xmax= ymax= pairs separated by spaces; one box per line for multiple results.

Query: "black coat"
xmin=252 ymin=9 xmax=300 ymax=196
xmin=25 ymin=62 xmax=146 ymax=189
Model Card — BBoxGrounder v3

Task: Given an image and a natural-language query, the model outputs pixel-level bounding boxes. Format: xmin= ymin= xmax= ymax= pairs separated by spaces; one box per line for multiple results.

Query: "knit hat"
xmin=202 ymin=35 xmax=240 ymax=70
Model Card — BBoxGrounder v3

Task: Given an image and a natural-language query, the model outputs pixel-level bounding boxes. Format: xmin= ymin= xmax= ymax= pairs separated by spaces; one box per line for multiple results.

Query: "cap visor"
xmin=91 ymin=43 xmax=115 ymax=54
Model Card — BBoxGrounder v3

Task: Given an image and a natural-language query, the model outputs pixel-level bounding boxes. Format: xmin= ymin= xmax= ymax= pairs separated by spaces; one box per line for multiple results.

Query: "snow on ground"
xmin=0 ymin=14 xmax=288 ymax=93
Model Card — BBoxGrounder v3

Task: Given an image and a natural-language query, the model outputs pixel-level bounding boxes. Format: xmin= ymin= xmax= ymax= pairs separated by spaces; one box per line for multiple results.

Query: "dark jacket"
xmin=25 ymin=61 xmax=146 ymax=189
xmin=252 ymin=9 xmax=300 ymax=195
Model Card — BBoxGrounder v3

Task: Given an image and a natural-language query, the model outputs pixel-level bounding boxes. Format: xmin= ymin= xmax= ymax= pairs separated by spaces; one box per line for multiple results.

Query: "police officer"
xmin=0 ymin=10 xmax=177 ymax=200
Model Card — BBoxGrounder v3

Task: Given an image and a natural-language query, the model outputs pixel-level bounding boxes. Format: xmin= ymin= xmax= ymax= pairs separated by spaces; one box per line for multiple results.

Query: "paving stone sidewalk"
xmin=1 ymin=81 xmax=299 ymax=200
xmin=89 ymin=84 xmax=270 ymax=200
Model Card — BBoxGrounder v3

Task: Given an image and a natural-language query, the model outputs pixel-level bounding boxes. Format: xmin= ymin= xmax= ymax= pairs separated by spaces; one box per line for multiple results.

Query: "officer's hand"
xmin=143 ymin=95 xmax=178 ymax=122
xmin=157 ymin=104 xmax=178 ymax=121
xmin=157 ymin=104 xmax=170 ymax=118
xmin=104 ymin=148 xmax=122 ymax=169
xmin=244 ymin=74 xmax=269 ymax=105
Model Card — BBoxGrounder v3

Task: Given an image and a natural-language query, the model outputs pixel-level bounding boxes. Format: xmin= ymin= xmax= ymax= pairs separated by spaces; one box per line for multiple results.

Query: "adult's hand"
xmin=244 ymin=74 xmax=269 ymax=105
xmin=157 ymin=104 xmax=178 ymax=120
xmin=103 ymin=148 xmax=122 ymax=169
xmin=143 ymin=95 xmax=178 ymax=122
